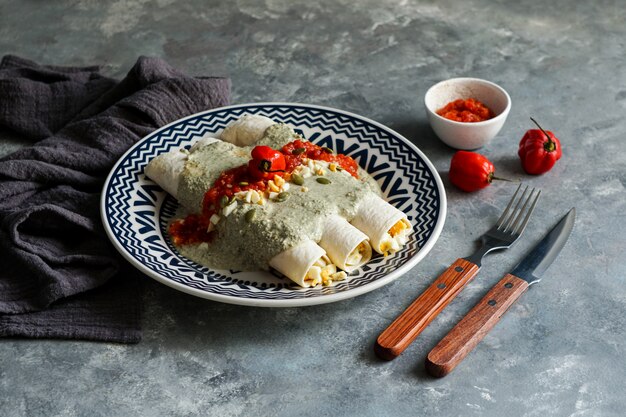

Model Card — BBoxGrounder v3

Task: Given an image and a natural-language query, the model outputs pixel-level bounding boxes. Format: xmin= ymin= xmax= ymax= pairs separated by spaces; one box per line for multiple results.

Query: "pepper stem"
xmin=259 ymin=159 xmax=272 ymax=172
xmin=258 ymin=159 xmax=285 ymax=173
xmin=530 ymin=117 xmax=556 ymax=153
xmin=491 ymin=176 xmax=517 ymax=182
xmin=487 ymin=173 xmax=516 ymax=184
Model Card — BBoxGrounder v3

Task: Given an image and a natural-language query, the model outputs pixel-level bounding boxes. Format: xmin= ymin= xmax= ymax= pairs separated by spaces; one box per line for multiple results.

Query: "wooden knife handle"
xmin=425 ymin=274 xmax=529 ymax=377
xmin=375 ymin=258 xmax=480 ymax=360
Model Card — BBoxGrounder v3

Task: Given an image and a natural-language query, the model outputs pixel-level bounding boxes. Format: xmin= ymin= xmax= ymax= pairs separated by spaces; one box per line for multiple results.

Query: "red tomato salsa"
xmin=169 ymin=213 xmax=213 ymax=245
xmin=281 ymin=140 xmax=359 ymax=178
xmin=169 ymin=139 xmax=360 ymax=245
xmin=436 ymin=98 xmax=494 ymax=123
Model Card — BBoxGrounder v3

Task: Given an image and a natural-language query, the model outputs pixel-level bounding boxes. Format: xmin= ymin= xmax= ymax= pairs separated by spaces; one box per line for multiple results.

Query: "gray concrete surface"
xmin=1 ymin=1 xmax=625 ymax=416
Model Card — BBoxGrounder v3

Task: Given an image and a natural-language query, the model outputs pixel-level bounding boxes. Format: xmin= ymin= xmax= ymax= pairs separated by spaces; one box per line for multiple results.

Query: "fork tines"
xmin=496 ymin=184 xmax=541 ymax=235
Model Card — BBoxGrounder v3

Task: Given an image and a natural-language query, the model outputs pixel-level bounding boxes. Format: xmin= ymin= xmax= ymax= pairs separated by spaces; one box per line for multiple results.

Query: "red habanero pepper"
xmin=248 ymin=145 xmax=286 ymax=180
xmin=518 ymin=118 xmax=562 ymax=175
xmin=449 ymin=151 xmax=499 ymax=192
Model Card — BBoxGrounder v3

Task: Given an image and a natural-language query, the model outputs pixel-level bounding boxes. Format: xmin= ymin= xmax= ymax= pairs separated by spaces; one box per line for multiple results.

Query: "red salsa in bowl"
xmin=436 ymin=98 xmax=494 ymax=123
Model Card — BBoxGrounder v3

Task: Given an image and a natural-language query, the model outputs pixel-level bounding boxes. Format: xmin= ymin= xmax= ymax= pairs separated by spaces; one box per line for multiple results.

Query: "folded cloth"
xmin=0 ymin=55 xmax=231 ymax=343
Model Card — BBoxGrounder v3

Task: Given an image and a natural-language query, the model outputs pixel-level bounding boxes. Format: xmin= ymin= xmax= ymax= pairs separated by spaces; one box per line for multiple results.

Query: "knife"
xmin=425 ymin=208 xmax=576 ymax=377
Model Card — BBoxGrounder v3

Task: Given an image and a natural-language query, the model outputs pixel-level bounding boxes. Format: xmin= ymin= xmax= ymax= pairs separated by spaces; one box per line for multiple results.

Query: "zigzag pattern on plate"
xmin=104 ymin=105 xmax=440 ymax=300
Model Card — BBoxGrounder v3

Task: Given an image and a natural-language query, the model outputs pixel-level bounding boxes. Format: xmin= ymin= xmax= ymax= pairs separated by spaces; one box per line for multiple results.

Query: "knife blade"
xmin=425 ymin=208 xmax=576 ymax=377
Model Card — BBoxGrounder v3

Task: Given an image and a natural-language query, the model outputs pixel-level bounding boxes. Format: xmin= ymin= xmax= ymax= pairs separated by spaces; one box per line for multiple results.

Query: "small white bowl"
xmin=424 ymin=78 xmax=511 ymax=150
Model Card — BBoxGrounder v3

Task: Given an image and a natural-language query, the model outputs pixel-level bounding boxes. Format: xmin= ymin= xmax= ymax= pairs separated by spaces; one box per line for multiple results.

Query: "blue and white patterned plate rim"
xmin=101 ymin=102 xmax=447 ymax=307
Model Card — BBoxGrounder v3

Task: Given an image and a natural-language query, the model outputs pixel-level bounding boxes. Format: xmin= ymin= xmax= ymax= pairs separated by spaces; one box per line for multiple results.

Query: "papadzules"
xmin=145 ymin=115 xmax=412 ymax=287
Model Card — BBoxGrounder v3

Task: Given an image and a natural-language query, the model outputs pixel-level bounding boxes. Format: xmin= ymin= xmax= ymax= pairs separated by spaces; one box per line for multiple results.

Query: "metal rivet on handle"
xmin=505 ymin=283 xmax=513 ymax=288
xmin=437 ymin=283 xmax=446 ymax=289
xmin=455 ymin=266 xmax=463 ymax=272
xmin=488 ymin=300 xmax=497 ymax=306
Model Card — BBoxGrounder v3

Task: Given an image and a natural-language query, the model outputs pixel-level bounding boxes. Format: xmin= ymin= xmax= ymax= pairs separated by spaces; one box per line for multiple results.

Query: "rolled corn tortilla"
xmin=144 ymin=136 xmax=219 ymax=199
xmin=189 ymin=136 xmax=220 ymax=153
xmin=319 ymin=215 xmax=372 ymax=273
xmin=220 ymin=114 xmax=275 ymax=146
xmin=351 ymin=194 xmax=412 ymax=256
xmin=144 ymin=149 xmax=187 ymax=198
xmin=269 ymin=240 xmax=331 ymax=287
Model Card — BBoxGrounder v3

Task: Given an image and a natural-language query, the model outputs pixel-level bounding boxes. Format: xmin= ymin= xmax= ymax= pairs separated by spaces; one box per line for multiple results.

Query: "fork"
xmin=375 ymin=184 xmax=540 ymax=360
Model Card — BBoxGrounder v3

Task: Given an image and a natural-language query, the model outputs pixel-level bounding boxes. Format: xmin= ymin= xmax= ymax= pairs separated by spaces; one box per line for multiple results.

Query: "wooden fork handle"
xmin=375 ymin=258 xmax=480 ymax=360
xmin=425 ymin=274 xmax=529 ymax=377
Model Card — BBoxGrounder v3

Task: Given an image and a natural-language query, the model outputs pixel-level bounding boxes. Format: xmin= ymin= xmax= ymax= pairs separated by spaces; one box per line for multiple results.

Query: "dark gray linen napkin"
xmin=0 ymin=55 xmax=230 ymax=343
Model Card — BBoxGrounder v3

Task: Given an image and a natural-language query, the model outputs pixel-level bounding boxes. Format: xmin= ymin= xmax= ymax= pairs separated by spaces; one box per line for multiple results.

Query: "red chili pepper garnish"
xmin=449 ymin=151 xmax=501 ymax=192
xmin=518 ymin=118 xmax=562 ymax=175
xmin=248 ymin=145 xmax=286 ymax=180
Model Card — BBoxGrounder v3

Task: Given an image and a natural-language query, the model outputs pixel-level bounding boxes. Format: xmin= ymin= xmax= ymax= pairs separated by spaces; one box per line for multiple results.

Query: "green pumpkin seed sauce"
xmin=175 ymin=123 xmax=382 ymax=271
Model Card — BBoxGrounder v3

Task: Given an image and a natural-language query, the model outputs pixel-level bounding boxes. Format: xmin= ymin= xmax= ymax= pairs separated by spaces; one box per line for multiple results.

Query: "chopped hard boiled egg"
xmin=330 ymin=271 xmax=347 ymax=281
xmin=304 ymin=266 xmax=322 ymax=287
xmin=346 ymin=241 xmax=369 ymax=266
xmin=305 ymin=255 xmax=345 ymax=287
xmin=222 ymin=201 xmax=237 ymax=217
xmin=268 ymin=180 xmax=280 ymax=192
xmin=379 ymin=219 xmax=411 ymax=256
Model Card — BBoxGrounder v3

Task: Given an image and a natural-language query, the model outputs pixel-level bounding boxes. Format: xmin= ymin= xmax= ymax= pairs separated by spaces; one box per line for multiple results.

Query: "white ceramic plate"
xmin=101 ymin=103 xmax=446 ymax=307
